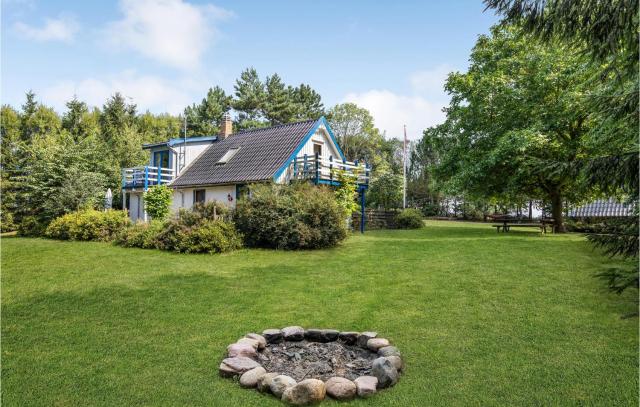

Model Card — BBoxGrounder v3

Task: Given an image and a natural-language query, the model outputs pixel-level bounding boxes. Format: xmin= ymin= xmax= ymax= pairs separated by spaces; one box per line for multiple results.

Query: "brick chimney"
xmin=219 ymin=112 xmax=233 ymax=139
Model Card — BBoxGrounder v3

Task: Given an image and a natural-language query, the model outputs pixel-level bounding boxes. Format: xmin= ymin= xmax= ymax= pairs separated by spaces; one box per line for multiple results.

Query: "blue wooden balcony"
xmin=287 ymin=154 xmax=370 ymax=188
xmin=122 ymin=166 xmax=175 ymax=190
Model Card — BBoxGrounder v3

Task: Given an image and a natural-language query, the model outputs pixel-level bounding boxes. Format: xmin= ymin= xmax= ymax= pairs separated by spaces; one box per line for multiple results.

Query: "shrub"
xmin=18 ymin=215 xmax=45 ymax=236
xmin=144 ymin=185 xmax=173 ymax=220
xmin=1 ymin=210 xmax=16 ymax=233
xmin=45 ymin=210 xmax=130 ymax=241
xmin=116 ymin=220 xmax=165 ymax=249
xmin=395 ymin=208 xmax=424 ymax=229
xmin=235 ymin=183 xmax=348 ymax=250
xmin=116 ymin=202 xmax=241 ymax=254
xmin=175 ymin=220 xmax=242 ymax=254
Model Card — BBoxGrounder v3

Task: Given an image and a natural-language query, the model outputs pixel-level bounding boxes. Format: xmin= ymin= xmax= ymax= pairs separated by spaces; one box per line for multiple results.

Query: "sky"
xmin=1 ymin=0 xmax=498 ymax=140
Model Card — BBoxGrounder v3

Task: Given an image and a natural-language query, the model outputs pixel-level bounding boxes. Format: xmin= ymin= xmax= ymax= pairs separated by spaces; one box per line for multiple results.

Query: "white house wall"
xmin=127 ymin=192 xmax=145 ymax=223
xmin=171 ymin=185 xmax=237 ymax=211
xmin=147 ymin=141 xmax=213 ymax=176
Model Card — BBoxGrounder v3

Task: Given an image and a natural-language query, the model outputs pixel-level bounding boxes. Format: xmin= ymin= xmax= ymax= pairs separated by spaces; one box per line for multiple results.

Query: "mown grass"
xmin=1 ymin=221 xmax=637 ymax=406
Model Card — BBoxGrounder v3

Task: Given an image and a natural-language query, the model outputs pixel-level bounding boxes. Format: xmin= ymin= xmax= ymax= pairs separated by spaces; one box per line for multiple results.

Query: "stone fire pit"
xmin=219 ymin=327 xmax=403 ymax=405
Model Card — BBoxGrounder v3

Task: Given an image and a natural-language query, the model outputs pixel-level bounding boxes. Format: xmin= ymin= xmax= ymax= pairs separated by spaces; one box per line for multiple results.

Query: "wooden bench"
xmin=492 ymin=221 xmax=555 ymax=233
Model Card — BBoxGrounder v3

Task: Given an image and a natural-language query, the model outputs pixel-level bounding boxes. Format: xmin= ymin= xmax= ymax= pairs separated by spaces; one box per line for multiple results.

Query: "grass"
xmin=1 ymin=221 xmax=638 ymax=406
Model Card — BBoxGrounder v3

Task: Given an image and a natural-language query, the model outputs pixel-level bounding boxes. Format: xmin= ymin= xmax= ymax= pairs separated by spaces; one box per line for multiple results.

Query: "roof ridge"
xmin=230 ymin=118 xmax=318 ymax=137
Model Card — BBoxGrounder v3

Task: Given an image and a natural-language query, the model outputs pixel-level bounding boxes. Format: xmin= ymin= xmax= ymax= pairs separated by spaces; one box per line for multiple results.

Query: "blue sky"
xmin=1 ymin=0 xmax=498 ymax=139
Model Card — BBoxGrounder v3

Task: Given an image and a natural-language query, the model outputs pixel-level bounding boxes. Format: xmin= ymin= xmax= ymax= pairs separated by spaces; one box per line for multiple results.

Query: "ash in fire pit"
xmin=260 ymin=340 xmax=377 ymax=381
xmin=219 ymin=327 xmax=403 ymax=405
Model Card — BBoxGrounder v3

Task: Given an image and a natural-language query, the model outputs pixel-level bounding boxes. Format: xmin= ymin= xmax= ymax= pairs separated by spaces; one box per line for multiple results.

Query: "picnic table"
xmin=489 ymin=216 xmax=556 ymax=234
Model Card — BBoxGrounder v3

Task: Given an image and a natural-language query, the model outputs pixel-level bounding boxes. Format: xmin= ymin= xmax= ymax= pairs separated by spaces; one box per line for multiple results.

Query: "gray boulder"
xmin=386 ymin=355 xmax=404 ymax=372
xmin=257 ymin=372 xmax=279 ymax=393
xmin=325 ymin=377 xmax=356 ymax=400
xmin=270 ymin=375 xmax=297 ymax=397
xmin=219 ymin=357 xmax=261 ymax=377
xmin=337 ymin=331 xmax=359 ymax=345
xmin=378 ymin=345 xmax=401 ymax=357
xmin=371 ymin=357 xmax=399 ymax=388
xmin=245 ymin=333 xmax=267 ymax=350
xmin=305 ymin=329 xmax=339 ymax=342
xmin=239 ymin=366 xmax=266 ymax=388
xmin=354 ymin=376 xmax=378 ymax=398
xmin=357 ymin=331 xmax=377 ymax=348
xmin=227 ymin=342 xmax=257 ymax=359
xmin=282 ymin=326 xmax=305 ymax=341
xmin=263 ymin=329 xmax=284 ymax=343
xmin=281 ymin=379 xmax=326 ymax=405
xmin=367 ymin=338 xmax=390 ymax=351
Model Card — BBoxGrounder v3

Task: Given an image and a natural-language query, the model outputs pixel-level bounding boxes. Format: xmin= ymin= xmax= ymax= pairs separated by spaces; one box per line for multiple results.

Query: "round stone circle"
xmin=219 ymin=327 xmax=403 ymax=404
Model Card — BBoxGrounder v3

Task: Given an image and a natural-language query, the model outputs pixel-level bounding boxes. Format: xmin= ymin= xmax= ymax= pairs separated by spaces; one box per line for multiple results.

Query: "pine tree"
xmin=292 ymin=84 xmax=324 ymax=120
xmin=263 ymin=74 xmax=295 ymax=125
xmin=233 ymin=67 xmax=266 ymax=129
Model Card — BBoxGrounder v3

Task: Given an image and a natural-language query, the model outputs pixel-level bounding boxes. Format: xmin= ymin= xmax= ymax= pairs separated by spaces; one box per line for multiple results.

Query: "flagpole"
xmin=403 ymin=124 xmax=407 ymax=209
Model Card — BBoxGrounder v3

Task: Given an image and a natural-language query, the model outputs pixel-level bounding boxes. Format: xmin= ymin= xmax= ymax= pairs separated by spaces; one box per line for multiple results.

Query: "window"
xmin=194 ymin=189 xmax=206 ymax=204
xmin=153 ymin=150 xmax=170 ymax=168
xmin=313 ymin=143 xmax=322 ymax=157
xmin=217 ymin=147 xmax=240 ymax=165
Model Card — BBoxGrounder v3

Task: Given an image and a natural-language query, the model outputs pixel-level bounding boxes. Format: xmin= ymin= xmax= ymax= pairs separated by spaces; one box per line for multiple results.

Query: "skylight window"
xmin=216 ymin=147 xmax=240 ymax=165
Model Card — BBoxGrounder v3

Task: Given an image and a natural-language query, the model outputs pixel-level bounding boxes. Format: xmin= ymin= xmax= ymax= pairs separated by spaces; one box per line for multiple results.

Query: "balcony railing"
xmin=284 ymin=154 xmax=370 ymax=187
xmin=122 ymin=166 xmax=175 ymax=190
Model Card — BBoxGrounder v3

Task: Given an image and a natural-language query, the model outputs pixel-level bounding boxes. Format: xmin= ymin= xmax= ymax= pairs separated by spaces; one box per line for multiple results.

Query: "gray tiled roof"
xmin=567 ymin=198 xmax=636 ymax=218
xmin=171 ymin=119 xmax=317 ymax=187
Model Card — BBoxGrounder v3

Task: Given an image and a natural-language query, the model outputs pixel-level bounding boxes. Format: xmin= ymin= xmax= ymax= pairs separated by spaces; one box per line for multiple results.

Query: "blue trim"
xmin=272 ymin=117 xmax=345 ymax=182
xmin=319 ymin=116 xmax=345 ymax=161
xmin=317 ymin=179 xmax=341 ymax=186
xmin=142 ymin=136 xmax=217 ymax=150
xmin=143 ymin=166 xmax=149 ymax=190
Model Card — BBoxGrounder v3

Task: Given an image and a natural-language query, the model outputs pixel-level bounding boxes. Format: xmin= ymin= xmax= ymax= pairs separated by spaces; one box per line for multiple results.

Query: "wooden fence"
xmin=352 ymin=209 xmax=399 ymax=230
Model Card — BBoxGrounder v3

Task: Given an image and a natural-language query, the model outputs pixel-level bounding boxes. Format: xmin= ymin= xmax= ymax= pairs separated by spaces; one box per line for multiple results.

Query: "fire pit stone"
xmin=220 ymin=328 xmax=403 ymax=405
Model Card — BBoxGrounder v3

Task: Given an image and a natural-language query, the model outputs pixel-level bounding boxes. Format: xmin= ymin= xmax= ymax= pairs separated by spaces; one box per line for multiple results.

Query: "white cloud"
xmin=104 ymin=0 xmax=232 ymax=71
xmin=409 ymin=64 xmax=453 ymax=96
xmin=14 ymin=14 xmax=80 ymax=42
xmin=344 ymin=90 xmax=445 ymax=140
xmin=343 ymin=64 xmax=454 ymax=140
xmin=40 ymin=71 xmax=197 ymax=114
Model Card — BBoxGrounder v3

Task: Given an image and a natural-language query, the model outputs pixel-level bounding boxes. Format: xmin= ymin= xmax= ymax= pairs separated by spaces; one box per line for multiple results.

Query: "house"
xmin=122 ymin=115 xmax=370 ymax=228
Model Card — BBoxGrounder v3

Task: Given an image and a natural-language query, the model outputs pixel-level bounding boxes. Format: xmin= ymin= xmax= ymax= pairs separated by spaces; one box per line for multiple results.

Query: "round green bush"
xmin=45 ymin=210 xmax=130 ymax=241
xmin=395 ymin=208 xmax=424 ymax=229
xmin=234 ymin=183 xmax=348 ymax=250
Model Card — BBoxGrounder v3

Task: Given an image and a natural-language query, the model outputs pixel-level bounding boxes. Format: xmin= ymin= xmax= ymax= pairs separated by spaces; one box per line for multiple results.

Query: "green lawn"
xmin=2 ymin=221 xmax=637 ymax=406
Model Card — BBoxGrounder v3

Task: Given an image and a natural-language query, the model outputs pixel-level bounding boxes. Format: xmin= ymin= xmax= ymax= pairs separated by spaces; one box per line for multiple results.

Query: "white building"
xmin=122 ymin=116 xmax=369 ymax=223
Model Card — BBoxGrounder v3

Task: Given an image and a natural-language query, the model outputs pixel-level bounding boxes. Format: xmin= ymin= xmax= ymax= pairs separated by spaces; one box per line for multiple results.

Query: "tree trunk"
xmin=550 ymin=189 xmax=566 ymax=233
xmin=528 ymin=200 xmax=532 ymax=220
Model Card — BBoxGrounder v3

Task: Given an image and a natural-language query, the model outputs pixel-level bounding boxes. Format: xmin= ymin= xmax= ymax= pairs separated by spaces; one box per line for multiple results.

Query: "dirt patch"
xmin=257 ymin=340 xmax=378 ymax=381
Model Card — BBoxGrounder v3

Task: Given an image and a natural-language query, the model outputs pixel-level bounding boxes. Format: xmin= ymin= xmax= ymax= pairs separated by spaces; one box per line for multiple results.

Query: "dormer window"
xmin=216 ymin=148 xmax=240 ymax=165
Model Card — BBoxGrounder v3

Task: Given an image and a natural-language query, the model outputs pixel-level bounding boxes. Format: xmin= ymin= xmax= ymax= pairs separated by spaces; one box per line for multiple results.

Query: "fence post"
xmin=144 ymin=166 xmax=149 ymax=191
xmin=303 ymin=154 xmax=308 ymax=178
xmin=329 ymin=155 xmax=333 ymax=183
xmin=157 ymin=167 xmax=161 ymax=185
xmin=314 ymin=152 xmax=320 ymax=184
xmin=293 ymin=157 xmax=298 ymax=179
xmin=360 ymin=187 xmax=366 ymax=233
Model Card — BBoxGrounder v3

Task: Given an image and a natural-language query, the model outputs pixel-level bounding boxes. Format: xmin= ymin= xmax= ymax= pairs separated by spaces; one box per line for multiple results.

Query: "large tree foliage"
xmin=327 ymin=102 xmax=403 ymax=177
xmin=429 ymin=25 xmax=597 ymax=231
xmin=485 ymin=0 xmax=638 ymax=294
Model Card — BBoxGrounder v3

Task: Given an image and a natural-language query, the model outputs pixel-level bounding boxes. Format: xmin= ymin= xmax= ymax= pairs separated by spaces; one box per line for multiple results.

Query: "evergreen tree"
xmin=184 ymin=86 xmax=232 ymax=136
xmin=291 ymin=84 xmax=324 ymax=120
xmin=263 ymin=74 xmax=295 ymax=125
xmin=233 ymin=67 xmax=266 ymax=129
